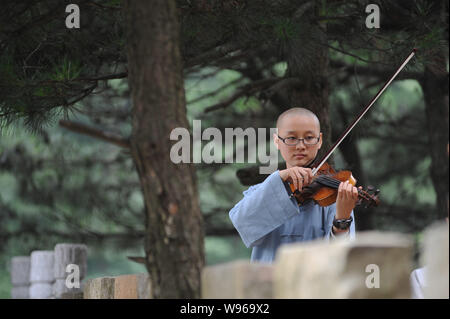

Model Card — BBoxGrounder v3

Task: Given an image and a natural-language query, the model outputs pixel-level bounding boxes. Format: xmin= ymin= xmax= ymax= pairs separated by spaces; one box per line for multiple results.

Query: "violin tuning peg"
xmin=375 ymin=189 xmax=380 ymax=195
xmin=367 ymin=185 xmax=374 ymax=192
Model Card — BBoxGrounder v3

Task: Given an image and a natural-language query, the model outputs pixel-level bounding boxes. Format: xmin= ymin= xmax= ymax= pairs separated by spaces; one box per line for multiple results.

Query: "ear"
xmin=318 ymin=132 xmax=323 ymax=149
xmin=273 ymin=133 xmax=280 ymax=150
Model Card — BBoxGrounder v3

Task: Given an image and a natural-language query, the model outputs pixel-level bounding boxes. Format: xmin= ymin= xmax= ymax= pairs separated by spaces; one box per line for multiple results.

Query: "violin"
xmin=285 ymin=49 xmax=417 ymax=208
xmin=286 ymin=162 xmax=380 ymax=208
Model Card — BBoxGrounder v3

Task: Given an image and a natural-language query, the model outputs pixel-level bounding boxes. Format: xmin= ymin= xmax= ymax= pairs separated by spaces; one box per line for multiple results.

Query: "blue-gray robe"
xmin=229 ymin=170 xmax=356 ymax=263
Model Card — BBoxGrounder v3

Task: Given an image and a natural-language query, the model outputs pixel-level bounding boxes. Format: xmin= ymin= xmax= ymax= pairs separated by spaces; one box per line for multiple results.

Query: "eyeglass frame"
xmin=277 ymin=134 xmax=321 ymax=146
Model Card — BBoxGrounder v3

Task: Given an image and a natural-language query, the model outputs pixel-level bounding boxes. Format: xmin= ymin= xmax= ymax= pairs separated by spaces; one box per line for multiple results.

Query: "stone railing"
xmin=201 ymin=224 xmax=448 ymax=299
xmin=83 ymin=273 xmax=151 ymax=299
xmin=10 ymin=223 xmax=448 ymax=299
xmin=10 ymin=243 xmax=87 ymax=299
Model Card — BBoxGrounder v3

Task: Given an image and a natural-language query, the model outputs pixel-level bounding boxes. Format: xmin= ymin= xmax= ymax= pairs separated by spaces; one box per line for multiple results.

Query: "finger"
xmin=303 ymin=168 xmax=313 ymax=185
xmin=293 ymin=169 xmax=304 ymax=190
xmin=344 ymin=181 xmax=351 ymax=201
xmin=352 ymin=186 xmax=359 ymax=201
xmin=292 ymin=169 xmax=302 ymax=191
xmin=297 ymin=167 xmax=309 ymax=186
xmin=289 ymin=170 xmax=298 ymax=191
xmin=347 ymin=182 xmax=354 ymax=201
xmin=338 ymin=181 xmax=344 ymax=200
xmin=297 ymin=169 xmax=308 ymax=186
xmin=348 ymin=182 xmax=358 ymax=201
xmin=357 ymin=186 xmax=363 ymax=200
xmin=340 ymin=181 xmax=347 ymax=200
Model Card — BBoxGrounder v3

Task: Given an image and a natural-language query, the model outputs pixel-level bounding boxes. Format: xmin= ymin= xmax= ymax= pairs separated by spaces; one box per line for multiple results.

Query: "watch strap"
xmin=333 ymin=216 xmax=353 ymax=230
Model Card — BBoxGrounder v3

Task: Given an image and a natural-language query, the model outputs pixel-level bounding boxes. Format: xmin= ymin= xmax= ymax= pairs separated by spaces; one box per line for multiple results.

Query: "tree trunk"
xmin=285 ymin=4 xmax=332 ymax=163
xmin=419 ymin=1 xmax=449 ymax=221
xmin=420 ymin=54 xmax=449 ymax=220
xmin=125 ymin=0 xmax=204 ymax=298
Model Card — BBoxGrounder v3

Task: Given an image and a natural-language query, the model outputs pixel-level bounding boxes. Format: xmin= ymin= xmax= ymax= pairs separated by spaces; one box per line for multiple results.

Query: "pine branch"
xmin=59 ymin=119 xmax=130 ymax=148
xmin=330 ymin=60 xmax=424 ymax=81
xmin=184 ymin=43 xmax=240 ymax=68
xmin=203 ymin=77 xmax=299 ymax=113
xmin=187 ymin=76 xmax=245 ymax=105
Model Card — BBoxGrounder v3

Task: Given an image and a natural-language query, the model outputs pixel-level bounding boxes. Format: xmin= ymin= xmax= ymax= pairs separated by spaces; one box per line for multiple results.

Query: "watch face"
xmin=334 ymin=219 xmax=351 ymax=229
xmin=337 ymin=222 xmax=350 ymax=230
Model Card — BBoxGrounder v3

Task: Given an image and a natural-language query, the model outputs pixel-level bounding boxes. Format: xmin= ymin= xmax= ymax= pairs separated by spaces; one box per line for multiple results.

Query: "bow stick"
xmin=312 ymin=49 xmax=417 ymax=176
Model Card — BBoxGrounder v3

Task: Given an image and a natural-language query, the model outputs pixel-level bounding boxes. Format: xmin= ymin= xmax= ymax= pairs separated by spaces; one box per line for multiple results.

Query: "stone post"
xmin=201 ymin=260 xmax=273 ymax=298
xmin=274 ymin=231 xmax=413 ymax=298
xmin=10 ymin=256 xmax=31 ymax=299
xmin=53 ymin=243 xmax=88 ymax=299
xmin=83 ymin=277 xmax=115 ymax=299
xmin=422 ymin=222 xmax=449 ymax=298
xmin=29 ymin=251 xmax=55 ymax=299
xmin=113 ymin=273 xmax=152 ymax=299
xmin=114 ymin=274 xmax=138 ymax=299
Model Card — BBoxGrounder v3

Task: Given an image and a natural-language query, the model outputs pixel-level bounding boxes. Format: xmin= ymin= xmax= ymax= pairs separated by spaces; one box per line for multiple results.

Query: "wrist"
xmin=335 ymin=208 xmax=352 ymax=219
xmin=333 ymin=215 xmax=353 ymax=231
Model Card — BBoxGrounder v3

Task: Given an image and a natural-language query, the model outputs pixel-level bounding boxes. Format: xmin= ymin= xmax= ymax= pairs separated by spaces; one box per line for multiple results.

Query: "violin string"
xmin=314 ymin=176 xmax=375 ymax=204
xmin=319 ymin=176 xmax=371 ymax=199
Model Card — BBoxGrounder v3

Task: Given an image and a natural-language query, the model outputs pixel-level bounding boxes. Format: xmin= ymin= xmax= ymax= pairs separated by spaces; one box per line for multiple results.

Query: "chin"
xmin=291 ymin=158 xmax=310 ymax=167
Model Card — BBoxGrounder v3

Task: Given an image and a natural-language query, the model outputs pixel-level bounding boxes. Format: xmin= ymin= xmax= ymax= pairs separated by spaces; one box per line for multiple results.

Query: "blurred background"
xmin=0 ymin=0 xmax=448 ymax=298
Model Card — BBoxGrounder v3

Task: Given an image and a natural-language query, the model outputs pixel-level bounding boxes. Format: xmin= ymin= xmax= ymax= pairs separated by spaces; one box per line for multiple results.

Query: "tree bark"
xmin=125 ymin=0 xmax=204 ymax=298
xmin=420 ymin=55 xmax=449 ymax=220
xmin=285 ymin=4 xmax=332 ymax=163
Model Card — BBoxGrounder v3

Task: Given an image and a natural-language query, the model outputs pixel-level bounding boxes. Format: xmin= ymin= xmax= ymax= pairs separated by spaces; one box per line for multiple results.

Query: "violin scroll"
xmin=356 ymin=185 xmax=380 ymax=208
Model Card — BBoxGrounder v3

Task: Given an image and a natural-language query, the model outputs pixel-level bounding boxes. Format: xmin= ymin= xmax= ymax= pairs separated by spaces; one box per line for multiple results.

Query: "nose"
xmin=295 ymin=140 xmax=306 ymax=150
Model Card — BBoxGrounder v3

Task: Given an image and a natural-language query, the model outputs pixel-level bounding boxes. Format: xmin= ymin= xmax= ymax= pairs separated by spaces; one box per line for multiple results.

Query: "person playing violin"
xmin=229 ymin=107 xmax=359 ymax=263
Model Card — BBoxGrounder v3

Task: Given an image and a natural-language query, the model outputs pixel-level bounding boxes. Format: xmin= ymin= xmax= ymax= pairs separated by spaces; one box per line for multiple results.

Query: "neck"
xmin=286 ymin=155 xmax=318 ymax=170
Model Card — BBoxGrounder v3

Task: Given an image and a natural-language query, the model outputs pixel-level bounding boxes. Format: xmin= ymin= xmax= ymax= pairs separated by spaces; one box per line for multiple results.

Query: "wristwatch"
xmin=333 ymin=216 xmax=353 ymax=230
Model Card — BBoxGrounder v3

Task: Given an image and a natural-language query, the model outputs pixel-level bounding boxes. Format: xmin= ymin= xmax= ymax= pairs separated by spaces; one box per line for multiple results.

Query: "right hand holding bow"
xmin=279 ymin=167 xmax=314 ymax=191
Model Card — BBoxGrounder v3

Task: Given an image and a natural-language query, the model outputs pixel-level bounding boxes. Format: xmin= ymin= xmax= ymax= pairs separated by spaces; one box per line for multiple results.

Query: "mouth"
xmin=294 ymin=154 xmax=307 ymax=159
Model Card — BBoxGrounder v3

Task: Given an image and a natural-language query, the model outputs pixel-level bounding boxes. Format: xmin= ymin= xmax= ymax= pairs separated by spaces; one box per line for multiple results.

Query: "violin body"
xmin=287 ymin=162 xmax=379 ymax=208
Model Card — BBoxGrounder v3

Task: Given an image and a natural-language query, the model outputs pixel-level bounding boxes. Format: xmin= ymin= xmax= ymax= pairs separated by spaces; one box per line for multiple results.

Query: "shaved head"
xmin=274 ymin=107 xmax=323 ymax=168
xmin=276 ymin=107 xmax=320 ymax=131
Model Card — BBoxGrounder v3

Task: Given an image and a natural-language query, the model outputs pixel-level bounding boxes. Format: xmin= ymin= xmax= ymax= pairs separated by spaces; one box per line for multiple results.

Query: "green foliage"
xmin=49 ymin=57 xmax=83 ymax=82
xmin=0 ymin=0 xmax=125 ymax=134
xmin=268 ymin=17 xmax=299 ymax=40
xmin=205 ymin=237 xmax=251 ymax=265
xmin=0 ymin=0 xmax=447 ymax=298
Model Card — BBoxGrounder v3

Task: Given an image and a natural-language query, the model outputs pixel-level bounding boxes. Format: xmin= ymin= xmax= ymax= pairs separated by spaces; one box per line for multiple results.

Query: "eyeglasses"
xmin=277 ymin=135 xmax=320 ymax=146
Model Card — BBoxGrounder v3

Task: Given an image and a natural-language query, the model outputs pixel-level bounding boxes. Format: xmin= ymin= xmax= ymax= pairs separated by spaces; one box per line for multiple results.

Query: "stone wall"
xmin=10 ymin=243 xmax=87 ymax=299
xmin=10 ymin=225 xmax=449 ymax=299
xmin=199 ymin=227 xmax=448 ymax=299
xmin=10 ymin=256 xmax=30 ymax=299
xmin=422 ymin=222 xmax=449 ymax=298
xmin=83 ymin=273 xmax=152 ymax=299
xmin=273 ymin=231 xmax=413 ymax=298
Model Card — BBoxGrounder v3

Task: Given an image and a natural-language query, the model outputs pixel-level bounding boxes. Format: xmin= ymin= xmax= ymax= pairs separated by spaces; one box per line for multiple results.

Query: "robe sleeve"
xmin=229 ymin=170 xmax=299 ymax=248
